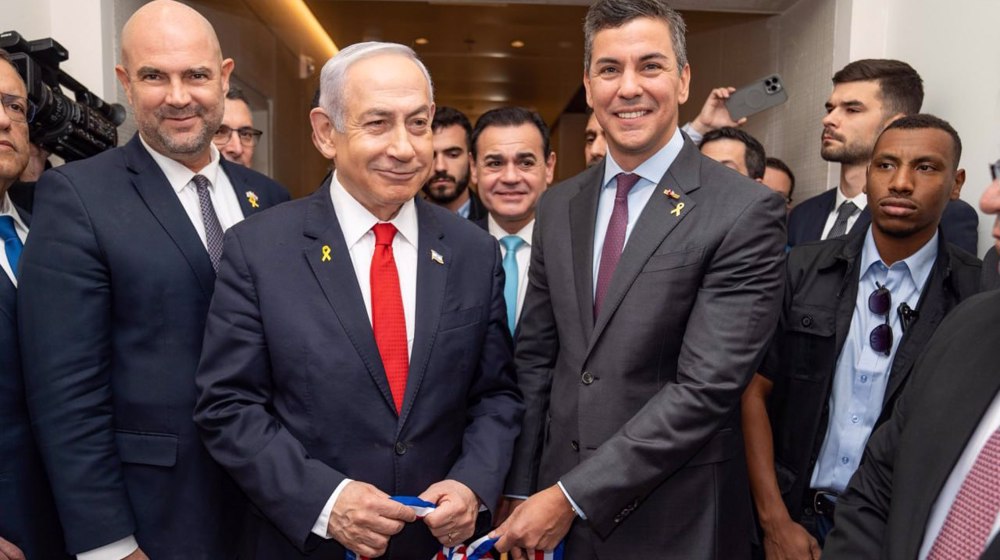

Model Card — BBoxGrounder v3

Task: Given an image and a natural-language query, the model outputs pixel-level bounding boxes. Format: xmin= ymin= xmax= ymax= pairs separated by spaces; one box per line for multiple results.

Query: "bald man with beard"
xmin=17 ymin=2 xmax=289 ymax=558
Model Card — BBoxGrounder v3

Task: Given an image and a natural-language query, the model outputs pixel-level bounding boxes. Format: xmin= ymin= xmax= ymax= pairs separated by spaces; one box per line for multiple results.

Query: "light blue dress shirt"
xmin=591 ymin=129 xmax=686 ymax=295
xmin=810 ymin=228 xmax=938 ymax=493
xmin=457 ymin=197 xmax=471 ymax=219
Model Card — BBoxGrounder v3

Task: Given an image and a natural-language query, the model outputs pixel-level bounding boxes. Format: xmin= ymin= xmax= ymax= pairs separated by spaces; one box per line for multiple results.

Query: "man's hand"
xmin=328 ymin=481 xmax=417 ymax=558
xmin=493 ymin=497 xmax=525 ymax=528
xmin=419 ymin=479 xmax=479 ymax=547
xmin=0 ymin=537 xmax=24 ymax=560
xmin=123 ymin=548 xmax=150 ymax=560
xmin=761 ymin=516 xmax=821 ymax=560
xmin=690 ymin=86 xmax=747 ymax=135
xmin=490 ymin=485 xmax=575 ymax=558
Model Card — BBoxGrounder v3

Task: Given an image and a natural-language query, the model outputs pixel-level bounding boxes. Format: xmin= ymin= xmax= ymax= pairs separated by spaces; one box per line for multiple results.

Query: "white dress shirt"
xmin=487 ymin=215 xmax=532 ymax=324
xmin=0 ymin=191 xmax=28 ymax=287
xmin=919 ymin=389 xmax=1000 ymax=559
xmin=78 ymin=140 xmax=248 ymax=560
xmin=140 ymin=137 xmax=245 ymax=247
xmin=820 ymin=186 xmax=868 ymax=240
xmin=311 ymin=172 xmax=420 ymax=539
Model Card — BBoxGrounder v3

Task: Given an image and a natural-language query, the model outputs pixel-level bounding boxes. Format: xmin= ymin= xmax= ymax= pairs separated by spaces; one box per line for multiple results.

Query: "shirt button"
xmin=851 ymin=415 xmax=860 ymax=424
xmin=860 ymin=375 xmax=868 ymax=383
xmin=841 ymin=456 xmax=850 ymax=465
xmin=394 ymin=442 xmax=407 ymax=455
xmin=581 ymin=371 xmax=595 ymax=385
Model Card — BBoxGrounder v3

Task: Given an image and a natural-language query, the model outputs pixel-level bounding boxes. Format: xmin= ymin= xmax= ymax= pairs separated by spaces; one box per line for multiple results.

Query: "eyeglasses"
xmin=213 ymin=124 xmax=262 ymax=147
xmin=868 ymin=282 xmax=892 ymax=356
xmin=1 ymin=92 xmax=35 ymax=124
xmin=990 ymin=159 xmax=1000 ymax=181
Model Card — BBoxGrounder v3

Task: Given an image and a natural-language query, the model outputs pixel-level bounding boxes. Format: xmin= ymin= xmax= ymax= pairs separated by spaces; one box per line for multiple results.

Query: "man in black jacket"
xmin=742 ymin=114 xmax=981 ymax=558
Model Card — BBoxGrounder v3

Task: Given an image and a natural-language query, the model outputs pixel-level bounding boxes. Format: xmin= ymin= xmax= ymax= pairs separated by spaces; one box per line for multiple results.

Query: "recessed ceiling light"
xmin=415 ymin=37 xmax=430 ymax=45
xmin=510 ymin=40 xmax=525 ymax=48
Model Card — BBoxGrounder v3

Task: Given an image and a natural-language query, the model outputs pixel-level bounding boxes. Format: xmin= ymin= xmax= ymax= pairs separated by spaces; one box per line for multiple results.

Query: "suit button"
xmin=801 ymin=316 xmax=813 ymax=327
xmin=613 ymin=515 xmax=622 ymax=524
xmin=394 ymin=442 xmax=407 ymax=455
xmin=581 ymin=371 xmax=594 ymax=385
xmin=571 ymin=440 xmax=579 ymax=451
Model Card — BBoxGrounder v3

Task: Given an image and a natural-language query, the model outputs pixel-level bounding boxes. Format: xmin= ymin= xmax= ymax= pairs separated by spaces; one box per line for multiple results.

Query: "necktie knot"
xmin=192 ymin=174 xmax=212 ymax=192
xmin=838 ymin=200 xmax=859 ymax=218
xmin=0 ymin=215 xmax=17 ymax=242
xmin=373 ymin=223 xmax=398 ymax=246
xmin=500 ymin=235 xmax=525 ymax=253
xmin=615 ymin=173 xmax=640 ymax=200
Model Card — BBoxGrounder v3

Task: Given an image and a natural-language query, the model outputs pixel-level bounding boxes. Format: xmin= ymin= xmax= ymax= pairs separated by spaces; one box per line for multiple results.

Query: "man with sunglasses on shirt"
xmin=741 ymin=114 xmax=981 ymax=559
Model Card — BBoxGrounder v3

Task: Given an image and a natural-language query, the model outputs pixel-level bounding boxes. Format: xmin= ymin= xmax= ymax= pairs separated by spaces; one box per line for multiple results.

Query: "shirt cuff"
xmin=77 ymin=535 xmax=139 ymax=560
xmin=557 ymin=481 xmax=587 ymax=520
xmin=681 ymin=122 xmax=703 ymax=146
xmin=311 ymin=478 xmax=354 ymax=539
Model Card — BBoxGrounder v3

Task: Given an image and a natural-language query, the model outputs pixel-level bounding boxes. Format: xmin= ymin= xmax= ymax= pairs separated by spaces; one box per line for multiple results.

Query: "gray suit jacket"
xmin=508 ymin=136 xmax=786 ymax=558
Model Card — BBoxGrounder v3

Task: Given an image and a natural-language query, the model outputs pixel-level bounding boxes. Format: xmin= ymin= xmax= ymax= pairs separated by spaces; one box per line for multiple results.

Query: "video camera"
xmin=0 ymin=30 xmax=126 ymax=162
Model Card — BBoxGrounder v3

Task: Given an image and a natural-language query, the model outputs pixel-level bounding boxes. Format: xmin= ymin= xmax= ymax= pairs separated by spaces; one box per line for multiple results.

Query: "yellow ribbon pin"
xmin=321 ymin=245 xmax=332 ymax=262
xmin=245 ymin=190 xmax=260 ymax=208
xmin=671 ymin=202 xmax=685 ymax=217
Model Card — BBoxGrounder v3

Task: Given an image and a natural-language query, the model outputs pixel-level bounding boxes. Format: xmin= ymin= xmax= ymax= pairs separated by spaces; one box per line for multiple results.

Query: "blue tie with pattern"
xmin=0 ymin=216 xmax=23 ymax=279
xmin=500 ymin=235 xmax=525 ymax=335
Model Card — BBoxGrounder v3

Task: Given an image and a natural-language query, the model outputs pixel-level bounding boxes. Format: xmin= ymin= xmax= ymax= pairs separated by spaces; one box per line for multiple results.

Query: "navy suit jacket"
xmin=787 ymin=188 xmax=979 ymax=254
xmin=194 ymin=184 xmax=523 ymax=558
xmin=0 ymin=183 xmax=70 ymax=559
xmin=17 ymin=136 xmax=289 ymax=557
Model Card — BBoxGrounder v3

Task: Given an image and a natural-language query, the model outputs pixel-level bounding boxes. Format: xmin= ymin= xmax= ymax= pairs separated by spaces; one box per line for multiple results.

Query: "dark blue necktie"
xmin=0 ymin=215 xmax=23 ymax=279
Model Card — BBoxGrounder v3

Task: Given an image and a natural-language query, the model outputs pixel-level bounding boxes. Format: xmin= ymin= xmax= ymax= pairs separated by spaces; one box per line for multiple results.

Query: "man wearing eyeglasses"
xmin=214 ymin=86 xmax=261 ymax=169
xmin=742 ymin=114 xmax=980 ymax=559
xmin=0 ymin=48 xmax=71 ymax=560
xmin=16 ymin=2 xmax=289 ymax=559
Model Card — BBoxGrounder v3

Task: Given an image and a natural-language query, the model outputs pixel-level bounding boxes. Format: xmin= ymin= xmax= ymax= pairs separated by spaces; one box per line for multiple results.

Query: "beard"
xmin=422 ymin=168 xmax=470 ymax=204
xmin=139 ymin=103 xmax=219 ymax=158
xmin=821 ymin=128 xmax=876 ymax=165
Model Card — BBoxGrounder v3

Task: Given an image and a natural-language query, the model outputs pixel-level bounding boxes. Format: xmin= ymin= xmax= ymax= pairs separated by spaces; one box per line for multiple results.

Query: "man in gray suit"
xmin=491 ymin=1 xmax=786 ymax=558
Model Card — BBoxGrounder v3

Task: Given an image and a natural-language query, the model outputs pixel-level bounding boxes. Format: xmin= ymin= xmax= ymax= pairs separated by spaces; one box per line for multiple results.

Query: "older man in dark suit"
xmin=492 ymin=1 xmax=786 ymax=558
xmin=194 ymin=41 xmax=523 ymax=559
xmin=17 ymin=2 xmax=289 ymax=558
xmin=0 ymin=48 xmax=69 ymax=560
xmin=823 ymin=164 xmax=1000 ymax=560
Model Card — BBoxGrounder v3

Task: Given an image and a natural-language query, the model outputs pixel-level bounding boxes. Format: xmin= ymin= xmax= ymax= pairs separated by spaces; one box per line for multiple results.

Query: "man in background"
xmin=699 ymin=126 xmax=767 ymax=181
xmin=763 ymin=156 xmax=795 ymax=210
xmin=423 ymin=106 xmax=488 ymax=220
xmin=214 ymin=85 xmax=261 ymax=168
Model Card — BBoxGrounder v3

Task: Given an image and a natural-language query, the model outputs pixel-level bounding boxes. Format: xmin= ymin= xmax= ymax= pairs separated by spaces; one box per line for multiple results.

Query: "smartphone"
xmin=725 ymin=74 xmax=788 ymax=121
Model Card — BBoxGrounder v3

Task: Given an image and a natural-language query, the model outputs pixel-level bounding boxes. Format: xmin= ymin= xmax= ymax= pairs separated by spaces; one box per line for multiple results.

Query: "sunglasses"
xmin=868 ymin=282 xmax=892 ymax=356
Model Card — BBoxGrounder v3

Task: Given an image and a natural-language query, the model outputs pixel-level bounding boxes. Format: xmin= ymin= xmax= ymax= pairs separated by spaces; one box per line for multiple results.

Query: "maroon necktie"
xmin=370 ymin=223 xmax=408 ymax=414
xmin=594 ymin=173 xmax=640 ymax=318
xmin=927 ymin=426 xmax=1000 ymax=559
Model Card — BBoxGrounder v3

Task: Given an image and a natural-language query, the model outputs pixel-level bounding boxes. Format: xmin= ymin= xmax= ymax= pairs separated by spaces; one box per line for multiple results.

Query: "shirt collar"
xmin=487 ymin=214 xmax=533 ymax=246
xmin=139 ymin=135 xmax=222 ymax=193
xmin=330 ymin=171 xmax=418 ymax=250
xmin=0 ymin=191 xmax=27 ymax=232
xmin=859 ymin=226 xmax=939 ymax=290
xmin=835 ymin=184 xmax=868 ymax=211
xmin=601 ymin=127 xmax=685 ymax=189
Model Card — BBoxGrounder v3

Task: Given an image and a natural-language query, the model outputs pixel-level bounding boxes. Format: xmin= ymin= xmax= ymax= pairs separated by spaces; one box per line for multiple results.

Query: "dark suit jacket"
xmin=0 ymin=183 xmax=71 ymax=559
xmin=761 ymin=228 xmax=981 ymax=521
xmin=17 ymin=135 xmax=289 ymax=557
xmin=508 ymin=137 xmax=787 ymax=558
xmin=788 ymin=187 xmax=980 ymax=254
xmin=193 ymin=186 xmax=523 ymax=558
xmin=982 ymin=246 xmax=999 ymax=290
xmin=467 ymin=190 xmax=488 ymax=221
xmin=824 ymin=289 xmax=1000 ymax=560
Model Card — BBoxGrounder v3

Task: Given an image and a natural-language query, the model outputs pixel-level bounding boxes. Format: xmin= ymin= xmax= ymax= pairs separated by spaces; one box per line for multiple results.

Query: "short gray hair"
xmin=319 ymin=41 xmax=434 ymax=132
xmin=584 ymin=0 xmax=688 ymax=76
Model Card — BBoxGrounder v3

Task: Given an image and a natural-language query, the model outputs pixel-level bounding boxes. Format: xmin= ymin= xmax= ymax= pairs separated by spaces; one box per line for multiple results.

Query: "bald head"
xmin=116 ymin=0 xmax=234 ymax=171
xmin=121 ymin=0 xmax=222 ymax=67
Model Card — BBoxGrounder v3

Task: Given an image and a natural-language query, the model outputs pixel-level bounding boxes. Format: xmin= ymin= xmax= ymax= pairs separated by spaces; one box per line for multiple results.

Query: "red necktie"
xmin=370 ymin=223 xmax=408 ymax=414
xmin=927 ymin=427 xmax=1000 ymax=559
xmin=594 ymin=173 xmax=640 ymax=318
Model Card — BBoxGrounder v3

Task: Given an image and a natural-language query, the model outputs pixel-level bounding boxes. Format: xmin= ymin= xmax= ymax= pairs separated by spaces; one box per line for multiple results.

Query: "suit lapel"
xmin=569 ymin=165 xmax=603 ymax=340
xmin=302 ymin=183 xmax=398 ymax=413
xmin=124 ymin=136 xmax=216 ymax=297
xmin=226 ymin=161 xmax=261 ymax=218
xmin=399 ymin=199 xmax=450 ymax=428
xmin=587 ymin=141 xmax=701 ymax=353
